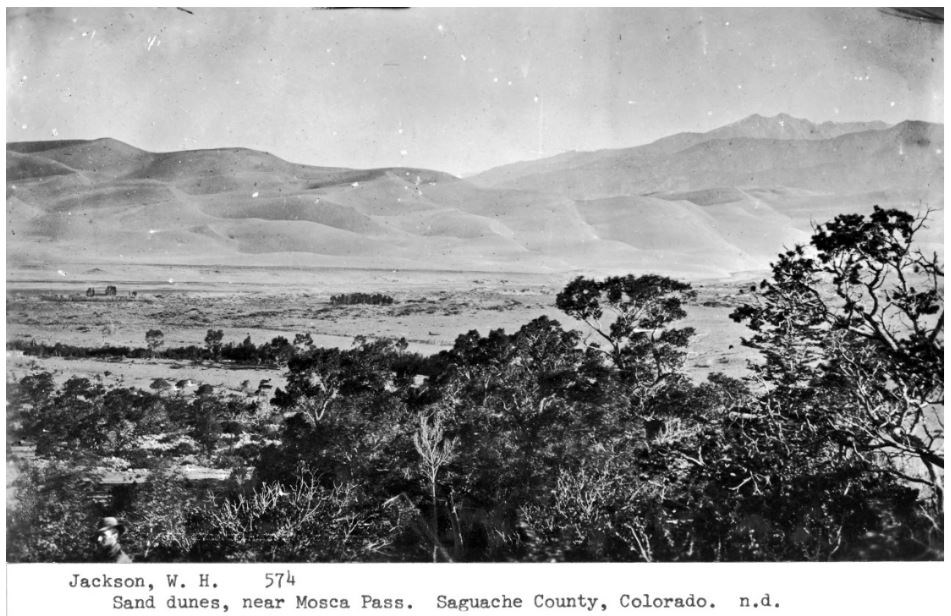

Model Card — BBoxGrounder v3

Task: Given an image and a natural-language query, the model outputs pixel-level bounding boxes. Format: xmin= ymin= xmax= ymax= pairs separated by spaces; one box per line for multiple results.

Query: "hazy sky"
xmin=6 ymin=7 xmax=943 ymax=175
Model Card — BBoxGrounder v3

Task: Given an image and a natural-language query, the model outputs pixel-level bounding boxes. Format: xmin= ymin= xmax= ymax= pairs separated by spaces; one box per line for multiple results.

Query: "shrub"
xmin=7 ymin=462 xmax=103 ymax=562
xmin=195 ymin=475 xmax=397 ymax=561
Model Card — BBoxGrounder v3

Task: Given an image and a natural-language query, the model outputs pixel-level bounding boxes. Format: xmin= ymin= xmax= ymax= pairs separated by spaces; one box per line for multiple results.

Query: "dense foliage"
xmin=329 ymin=292 xmax=395 ymax=306
xmin=6 ymin=208 xmax=942 ymax=562
xmin=731 ymin=207 xmax=943 ymax=495
xmin=10 ymin=332 xmax=300 ymax=366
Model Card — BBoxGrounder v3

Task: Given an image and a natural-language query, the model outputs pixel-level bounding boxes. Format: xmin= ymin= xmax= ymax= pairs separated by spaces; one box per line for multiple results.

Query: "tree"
xmin=556 ymin=274 xmax=695 ymax=412
xmin=23 ymin=377 xmax=107 ymax=455
xmin=145 ymin=329 xmax=164 ymax=358
xmin=7 ymin=461 xmax=103 ymax=562
xmin=732 ymin=207 xmax=943 ymax=495
xmin=204 ymin=329 xmax=224 ymax=360
xmin=230 ymin=335 xmax=257 ymax=363
xmin=430 ymin=317 xmax=616 ymax=560
xmin=10 ymin=371 xmax=56 ymax=409
xmin=16 ymin=376 xmax=165 ymax=458
xmin=120 ymin=467 xmax=206 ymax=562
xmin=100 ymin=387 xmax=166 ymax=455
xmin=199 ymin=476 xmax=394 ymax=562
xmin=263 ymin=336 xmax=295 ymax=367
xmin=150 ymin=378 xmax=173 ymax=393
xmin=293 ymin=332 xmax=315 ymax=351
xmin=260 ymin=337 xmax=416 ymax=498
xmin=272 ymin=337 xmax=404 ymax=423
xmin=413 ymin=411 xmax=457 ymax=562
xmin=189 ymin=398 xmax=222 ymax=455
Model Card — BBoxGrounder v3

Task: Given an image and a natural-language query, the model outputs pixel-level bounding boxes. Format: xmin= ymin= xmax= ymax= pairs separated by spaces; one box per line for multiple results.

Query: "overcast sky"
xmin=6 ymin=7 xmax=943 ymax=176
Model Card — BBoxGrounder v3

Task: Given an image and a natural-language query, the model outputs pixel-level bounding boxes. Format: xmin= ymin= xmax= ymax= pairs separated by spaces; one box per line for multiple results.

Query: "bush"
xmin=194 ymin=475 xmax=397 ymax=562
xmin=7 ymin=462 xmax=103 ymax=562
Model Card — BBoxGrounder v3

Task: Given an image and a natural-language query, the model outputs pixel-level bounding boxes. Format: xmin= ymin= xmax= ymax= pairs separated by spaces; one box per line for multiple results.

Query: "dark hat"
xmin=95 ymin=516 xmax=126 ymax=536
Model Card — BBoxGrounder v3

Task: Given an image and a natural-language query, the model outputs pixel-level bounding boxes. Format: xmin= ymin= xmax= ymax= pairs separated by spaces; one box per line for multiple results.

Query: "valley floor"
xmin=6 ymin=264 xmax=761 ymax=390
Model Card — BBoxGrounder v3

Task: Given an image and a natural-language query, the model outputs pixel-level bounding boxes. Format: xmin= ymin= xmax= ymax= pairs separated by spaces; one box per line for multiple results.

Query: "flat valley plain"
xmin=5 ymin=263 xmax=759 ymax=396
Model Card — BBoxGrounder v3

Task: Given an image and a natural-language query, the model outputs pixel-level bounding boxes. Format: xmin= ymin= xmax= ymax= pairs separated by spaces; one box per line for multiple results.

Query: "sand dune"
xmin=7 ymin=115 xmax=942 ymax=278
xmin=200 ymin=193 xmax=387 ymax=235
xmin=7 ymin=150 xmax=80 ymax=182
xmin=14 ymin=138 xmax=154 ymax=180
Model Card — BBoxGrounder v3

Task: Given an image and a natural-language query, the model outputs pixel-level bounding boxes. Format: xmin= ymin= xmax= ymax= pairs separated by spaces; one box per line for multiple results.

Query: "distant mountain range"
xmin=6 ymin=114 xmax=943 ymax=279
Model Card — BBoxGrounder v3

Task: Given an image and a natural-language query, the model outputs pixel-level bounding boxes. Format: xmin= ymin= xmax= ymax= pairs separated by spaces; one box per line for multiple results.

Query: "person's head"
xmin=94 ymin=517 xmax=125 ymax=550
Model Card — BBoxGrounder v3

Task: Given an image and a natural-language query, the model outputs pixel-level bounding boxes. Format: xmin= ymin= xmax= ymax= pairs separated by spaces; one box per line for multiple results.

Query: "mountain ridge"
xmin=469 ymin=113 xmax=896 ymax=188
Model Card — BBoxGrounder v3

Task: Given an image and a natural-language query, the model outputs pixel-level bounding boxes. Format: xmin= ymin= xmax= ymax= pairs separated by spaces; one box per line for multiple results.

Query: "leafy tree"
xmin=712 ymin=206 xmax=945 ymax=560
xmin=732 ymin=207 xmax=943 ymax=494
xmin=150 ymin=378 xmax=173 ymax=392
xmin=427 ymin=317 xmax=619 ymax=560
xmin=272 ymin=337 xmax=406 ymax=423
xmin=228 ymin=334 xmax=258 ymax=363
xmin=293 ymin=332 xmax=316 ymax=356
xmin=556 ymin=274 xmax=695 ymax=415
xmin=204 ymin=329 xmax=224 ymax=360
xmin=8 ymin=371 xmax=56 ymax=411
xmin=16 ymin=376 xmax=167 ymax=458
xmin=262 ymin=336 xmax=295 ymax=367
xmin=100 ymin=387 xmax=167 ymax=455
xmin=7 ymin=461 xmax=104 ymax=562
xmin=145 ymin=329 xmax=164 ymax=358
xmin=22 ymin=377 xmax=107 ymax=455
xmin=189 ymin=399 xmax=223 ymax=456
xmin=118 ymin=467 xmax=211 ymax=562
xmin=260 ymin=337 xmax=417 ymax=497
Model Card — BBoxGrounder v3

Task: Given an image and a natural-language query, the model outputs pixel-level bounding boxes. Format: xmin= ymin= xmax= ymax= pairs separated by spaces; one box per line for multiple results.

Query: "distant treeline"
xmin=7 ymin=334 xmax=445 ymax=375
xmin=329 ymin=292 xmax=395 ymax=306
xmin=8 ymin=335 xmax=300 ymax=366
xmin=10 ymin=340 xmax=155 ymax=360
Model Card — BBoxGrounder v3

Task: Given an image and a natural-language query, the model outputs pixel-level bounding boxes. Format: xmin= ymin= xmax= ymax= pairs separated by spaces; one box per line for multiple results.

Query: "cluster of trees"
xmin=84 ymin=285 xmax=119 ymax=297
xmin=6 ymin=208 xmax=943 ymax=562
xmin=9 ymin=372 xmax=263 ymax=462
xmin=329 ymin=292 xmax=395 ymax=306
xmin=12 ymin=330 xmax=302 ymax=366
xmin=9 ymin=340 xmax=157 ymax=360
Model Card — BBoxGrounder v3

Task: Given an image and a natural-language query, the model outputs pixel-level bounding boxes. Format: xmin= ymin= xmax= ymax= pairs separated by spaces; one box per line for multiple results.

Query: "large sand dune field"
xmin=8 ymin=114 xmax=942 ymax=282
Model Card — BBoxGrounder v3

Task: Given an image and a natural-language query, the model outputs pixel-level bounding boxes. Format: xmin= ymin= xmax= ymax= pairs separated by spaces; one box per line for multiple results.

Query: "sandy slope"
xmin=7 ymin=115 xmax=942 ymax=280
